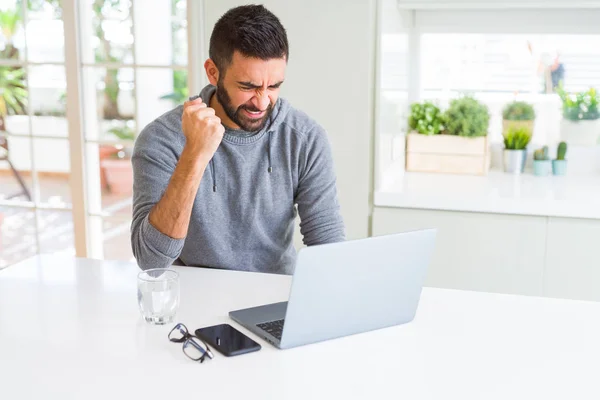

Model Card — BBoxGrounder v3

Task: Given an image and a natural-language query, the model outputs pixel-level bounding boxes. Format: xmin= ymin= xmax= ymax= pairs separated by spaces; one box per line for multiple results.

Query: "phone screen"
xmin=195 ymin=324 xmax=261 ymax=356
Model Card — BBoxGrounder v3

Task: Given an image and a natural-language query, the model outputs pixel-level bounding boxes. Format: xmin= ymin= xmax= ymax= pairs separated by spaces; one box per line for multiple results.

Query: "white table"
xmin=1 ymin=255 xmax=599 ymax=400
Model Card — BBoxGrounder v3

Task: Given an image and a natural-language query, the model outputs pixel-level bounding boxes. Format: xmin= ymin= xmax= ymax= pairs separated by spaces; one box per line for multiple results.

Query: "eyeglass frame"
xmin=168 ymin=323 xmax=214 ymax=363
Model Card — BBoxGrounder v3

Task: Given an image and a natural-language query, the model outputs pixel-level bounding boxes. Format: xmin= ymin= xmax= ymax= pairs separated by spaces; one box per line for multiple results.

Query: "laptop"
xmin=229 ymin=229 xmax=436 ymax=349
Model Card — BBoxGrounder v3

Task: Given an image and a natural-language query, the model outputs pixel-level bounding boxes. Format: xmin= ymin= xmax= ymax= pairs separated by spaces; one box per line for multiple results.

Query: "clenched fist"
xmin=181 ymin=97 xmax=225 ymax=162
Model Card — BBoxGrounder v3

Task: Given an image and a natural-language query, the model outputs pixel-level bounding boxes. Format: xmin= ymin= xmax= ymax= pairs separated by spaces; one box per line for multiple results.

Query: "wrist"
xmin=181 ymin=145 xmax=211 ymax=170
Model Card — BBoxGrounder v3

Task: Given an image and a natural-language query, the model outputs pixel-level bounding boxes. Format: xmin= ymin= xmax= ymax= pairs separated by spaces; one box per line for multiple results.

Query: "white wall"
xmin=203 ymin=0 xmax=377 ymax=240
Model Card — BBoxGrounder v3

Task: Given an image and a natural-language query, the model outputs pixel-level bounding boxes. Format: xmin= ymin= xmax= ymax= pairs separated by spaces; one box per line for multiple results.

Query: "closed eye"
xmin=237 ymin=81 xmax=284 ymax=90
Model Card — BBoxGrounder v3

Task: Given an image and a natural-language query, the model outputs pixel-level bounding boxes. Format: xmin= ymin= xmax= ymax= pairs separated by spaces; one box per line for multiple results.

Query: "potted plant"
xmin=408 ymin=101 xmax=445 ymax=136
xmin=405 ymin=96 xmax=491 ymax=175
xmin=532 ymin=146 xmax=551 ymax=176
xmin=502 ymin=101 xmax=535 ymax=137
xmin=100 ymin=124 xmax=135 ymax=195
xmin=552 ymin=141 xmax=568 ymax=176
xmin=557 ymin=86 xmax=600 ymax=146
xmin=503 ymin=125 xmax=532 ymax=174
xmin=444 ymin=96 xmax=490 ymax=138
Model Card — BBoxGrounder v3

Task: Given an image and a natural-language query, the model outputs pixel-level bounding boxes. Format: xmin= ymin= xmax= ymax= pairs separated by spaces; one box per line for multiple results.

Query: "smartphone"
xmin=195 ymin=324 xmax=261 ymax=357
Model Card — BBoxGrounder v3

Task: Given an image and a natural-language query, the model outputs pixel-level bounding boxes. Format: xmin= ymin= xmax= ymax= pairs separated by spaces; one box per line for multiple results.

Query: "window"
xmin=420 ymin=33 xmax=600 ymax=146
xmin=80 ymin=0 xmax=189 ymax=260
xmin=0 ymin=0 xmax=195 ymax=268
xmin=0 ymin=0 xmax=71 ymax=268
xmin=375 ymin=5 xmax=600 ymax=189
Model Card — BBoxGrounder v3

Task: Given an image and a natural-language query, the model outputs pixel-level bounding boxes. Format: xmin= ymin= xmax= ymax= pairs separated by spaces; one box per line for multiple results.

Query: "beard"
xmin=216 ymin=78 xmax=274 ymax=132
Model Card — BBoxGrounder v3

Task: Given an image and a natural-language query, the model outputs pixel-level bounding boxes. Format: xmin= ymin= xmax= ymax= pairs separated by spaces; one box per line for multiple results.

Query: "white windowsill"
xmin=374 ymin=170 xmax=600 ymax=220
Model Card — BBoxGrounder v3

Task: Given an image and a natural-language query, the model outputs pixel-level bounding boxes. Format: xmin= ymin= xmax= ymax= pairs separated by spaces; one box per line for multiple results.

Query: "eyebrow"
xmin=237 ymin=81 xmax=284 ymax=89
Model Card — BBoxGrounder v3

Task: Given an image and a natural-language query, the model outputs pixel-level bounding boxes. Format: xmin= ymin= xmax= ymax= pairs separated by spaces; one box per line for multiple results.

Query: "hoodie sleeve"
xmin=295 ymin=125 xmax=346 ymax=245
xmin=130 ymin=121 xmax=186 ymax=270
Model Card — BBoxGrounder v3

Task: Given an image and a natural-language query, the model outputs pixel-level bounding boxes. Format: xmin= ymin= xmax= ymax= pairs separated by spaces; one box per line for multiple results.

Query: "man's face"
xmin=215 ymin=51 xmax=286 ymax=132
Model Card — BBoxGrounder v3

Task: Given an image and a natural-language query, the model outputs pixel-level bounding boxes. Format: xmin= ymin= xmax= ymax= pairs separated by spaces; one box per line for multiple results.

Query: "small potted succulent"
xmin=503 ymin=125 xmax=532 ymax=174
xmin=502 ymin=101 xmax=535 ymax=137
xmin=552 ymin=141 xmax=568 ymax=176
xmin=532 ymin=146 xmax=551 ymax=176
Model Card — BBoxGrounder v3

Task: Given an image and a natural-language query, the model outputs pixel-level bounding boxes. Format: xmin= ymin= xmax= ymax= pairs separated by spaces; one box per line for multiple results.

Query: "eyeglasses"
xmin=168 ymin=323 xmax=214 ymax=363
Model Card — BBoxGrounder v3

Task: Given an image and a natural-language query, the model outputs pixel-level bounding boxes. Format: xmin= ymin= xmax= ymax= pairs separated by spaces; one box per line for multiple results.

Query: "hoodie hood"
xmin=192 ymin=84 xmax=291 ymax=191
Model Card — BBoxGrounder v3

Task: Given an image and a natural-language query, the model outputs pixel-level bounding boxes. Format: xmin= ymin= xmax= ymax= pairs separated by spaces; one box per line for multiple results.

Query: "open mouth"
xmin=243 ymin=109 xmax=266 ymax=119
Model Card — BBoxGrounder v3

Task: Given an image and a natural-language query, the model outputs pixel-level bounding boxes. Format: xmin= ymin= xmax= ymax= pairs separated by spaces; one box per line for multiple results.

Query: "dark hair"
xmin=209 ymin=5 xmax=289 ymax=73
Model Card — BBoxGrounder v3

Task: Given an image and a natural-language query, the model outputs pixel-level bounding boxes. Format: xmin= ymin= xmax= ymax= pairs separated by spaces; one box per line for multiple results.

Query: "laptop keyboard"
xmin=257 ymin=319 xmax=285 ymax=340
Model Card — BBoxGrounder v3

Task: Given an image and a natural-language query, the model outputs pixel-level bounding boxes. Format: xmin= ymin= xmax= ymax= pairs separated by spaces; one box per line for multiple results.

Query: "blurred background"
xmin=0 ymin=0 xmax=188 ymax=266
xmin=1 ymin=0 xmax=599 ymax=302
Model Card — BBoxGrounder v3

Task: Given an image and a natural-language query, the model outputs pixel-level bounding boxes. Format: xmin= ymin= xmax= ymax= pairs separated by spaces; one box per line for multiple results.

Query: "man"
xmin=131 ymin=5 xmax=345 ymax=274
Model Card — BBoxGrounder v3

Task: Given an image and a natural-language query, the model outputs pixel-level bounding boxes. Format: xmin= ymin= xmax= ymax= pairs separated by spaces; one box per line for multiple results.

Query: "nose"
xmin=252 ymin=90 xmax=270 ymax=111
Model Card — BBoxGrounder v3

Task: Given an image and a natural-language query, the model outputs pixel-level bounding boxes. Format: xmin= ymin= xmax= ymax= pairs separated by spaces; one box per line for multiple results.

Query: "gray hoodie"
xmin=131 ymin=84 xmax=345 ymax=274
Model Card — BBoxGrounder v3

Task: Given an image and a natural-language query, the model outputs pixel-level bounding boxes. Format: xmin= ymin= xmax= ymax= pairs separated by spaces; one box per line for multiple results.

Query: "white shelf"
xmin=374 ymin=170 xmax=600 ymax=220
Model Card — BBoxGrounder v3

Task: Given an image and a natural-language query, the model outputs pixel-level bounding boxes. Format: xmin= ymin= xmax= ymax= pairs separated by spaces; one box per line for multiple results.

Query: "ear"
xmin=204 ymin=59 xmax=219 ymax=86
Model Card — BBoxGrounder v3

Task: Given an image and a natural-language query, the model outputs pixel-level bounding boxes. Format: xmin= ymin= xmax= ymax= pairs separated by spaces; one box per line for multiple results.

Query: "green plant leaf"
xmin=502 ymin=101 xmax=536 ymax=121
xmin=0 ymin=66 xmax=28 ymax=118
xmin=0 ymin=8 xmax=22 ymax=42
xmin=444 ymin=95 xmax=489 ymax=137
xmin=408 ymin=101 xmax=444 ymax=135
xmin=558 ymin=86 xmax=600 ymax=121
xmin=108 ymin=125 xmax=135 ymax=141
xmin=503 ymin=126 xmax=532 ymax=150
xmin=159 ymin=70 xmax=188 ymax=104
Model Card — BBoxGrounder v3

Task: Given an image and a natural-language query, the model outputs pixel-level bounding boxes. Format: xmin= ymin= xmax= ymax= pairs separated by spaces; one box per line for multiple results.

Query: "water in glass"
xmin=137 ymin=269 xmax=180 ymax=325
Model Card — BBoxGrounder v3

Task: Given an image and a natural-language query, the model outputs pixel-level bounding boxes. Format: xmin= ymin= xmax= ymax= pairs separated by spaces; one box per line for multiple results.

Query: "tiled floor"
xmin=0 ymin=173 xmax=135 ymax=269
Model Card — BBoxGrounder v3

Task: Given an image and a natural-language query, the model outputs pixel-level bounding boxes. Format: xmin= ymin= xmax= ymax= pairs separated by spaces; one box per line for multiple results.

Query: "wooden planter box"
xmin=405 ymin=133 xmax=490 ymax=175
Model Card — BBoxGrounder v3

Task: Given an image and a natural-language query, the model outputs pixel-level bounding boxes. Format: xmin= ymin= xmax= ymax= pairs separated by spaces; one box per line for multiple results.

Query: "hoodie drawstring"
xmin=210 ymin=129 xmax=273 ymax=194
xmin=268 ymin=131 xmax=273 ymax=173
xmin=210 ymin=158 xmax=216 ymax=192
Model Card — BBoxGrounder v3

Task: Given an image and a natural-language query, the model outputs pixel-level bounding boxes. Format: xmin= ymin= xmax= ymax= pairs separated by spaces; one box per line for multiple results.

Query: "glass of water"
xmin=137 ymin=268 xmax=180 ymax=325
